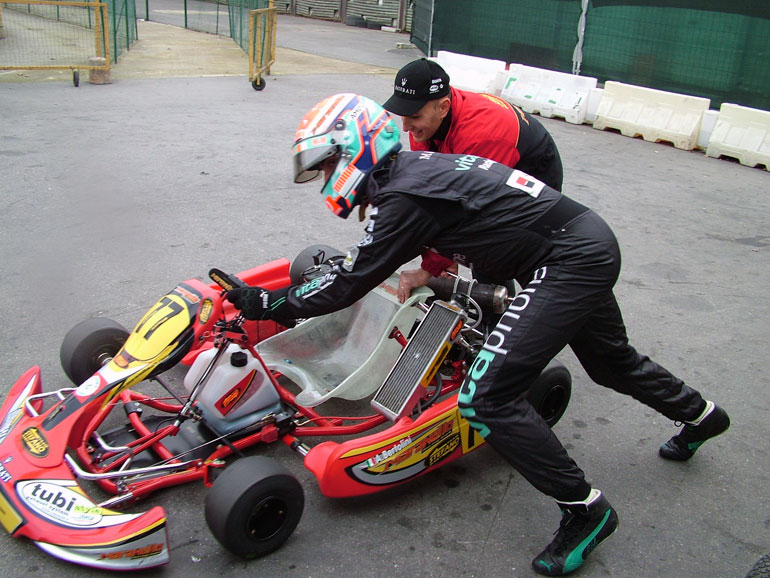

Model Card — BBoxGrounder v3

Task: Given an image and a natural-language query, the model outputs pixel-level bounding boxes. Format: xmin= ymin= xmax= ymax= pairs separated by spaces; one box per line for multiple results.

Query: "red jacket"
xmin=409 ymin=86 xmax=559 ymax=185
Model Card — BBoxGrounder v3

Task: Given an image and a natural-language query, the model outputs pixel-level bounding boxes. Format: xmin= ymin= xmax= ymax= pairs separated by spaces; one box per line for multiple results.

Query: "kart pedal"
xmin=371 ymin=301 xmax=466 ymax=421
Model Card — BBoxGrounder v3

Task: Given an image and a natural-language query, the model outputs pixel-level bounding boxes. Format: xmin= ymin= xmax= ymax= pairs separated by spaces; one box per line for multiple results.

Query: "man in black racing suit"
xmin=227 ymin=94 xmax=730 ymax=576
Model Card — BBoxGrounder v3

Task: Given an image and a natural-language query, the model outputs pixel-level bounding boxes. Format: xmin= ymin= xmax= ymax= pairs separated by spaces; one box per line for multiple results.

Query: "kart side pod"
xmin=305 ymin=300 xmax=482 ymax=498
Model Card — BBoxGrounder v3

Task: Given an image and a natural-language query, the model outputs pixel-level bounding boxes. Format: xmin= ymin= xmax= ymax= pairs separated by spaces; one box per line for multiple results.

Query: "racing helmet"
xmin=293 ymin=93 xmax=401 ymax=219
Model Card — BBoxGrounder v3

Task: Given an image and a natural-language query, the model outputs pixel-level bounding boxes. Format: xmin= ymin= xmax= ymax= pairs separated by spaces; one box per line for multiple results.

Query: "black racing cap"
xmin=383 ymin=58 xmax=450 ymax=116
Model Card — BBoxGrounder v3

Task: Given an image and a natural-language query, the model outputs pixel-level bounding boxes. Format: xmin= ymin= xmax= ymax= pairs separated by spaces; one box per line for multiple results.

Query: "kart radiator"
xmin=371 ymin=301 xmax=466 ymax=421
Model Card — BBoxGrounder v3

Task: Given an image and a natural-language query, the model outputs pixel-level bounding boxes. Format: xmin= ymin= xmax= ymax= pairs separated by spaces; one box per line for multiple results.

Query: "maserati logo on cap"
xmin=401 ymin=78 xmax=407 ymax=86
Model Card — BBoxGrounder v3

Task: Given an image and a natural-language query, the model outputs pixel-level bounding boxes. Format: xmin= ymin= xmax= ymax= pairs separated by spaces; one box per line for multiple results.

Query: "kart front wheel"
xmin=60 ymin=317 xmax=129 ymax=385
xmin=527 ymin=360 xmax=572 ymax=427
xmin=205 ymin=456 xmax=304 ymax=559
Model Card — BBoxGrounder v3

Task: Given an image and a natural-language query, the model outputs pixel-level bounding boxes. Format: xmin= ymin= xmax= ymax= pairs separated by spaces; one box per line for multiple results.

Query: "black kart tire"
xmin=527 ymin=360 xmax=572 ymax=427
xmin=205 ymin=456 xmax=304 ymax=559
xmin=746 ymin=553 xmax=770 ymax=578
xmin=289 ymin=244 xmax=345 ymax=285
xmin=60 ymin=317 xmax=129 ymax=385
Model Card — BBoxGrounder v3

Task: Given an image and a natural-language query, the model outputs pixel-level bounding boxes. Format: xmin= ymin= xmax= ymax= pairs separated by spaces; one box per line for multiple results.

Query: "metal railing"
xmin=0 ymin=0 xmax=110 ymax=84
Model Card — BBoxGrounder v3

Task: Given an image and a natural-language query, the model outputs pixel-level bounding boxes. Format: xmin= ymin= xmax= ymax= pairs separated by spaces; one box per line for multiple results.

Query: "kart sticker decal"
xmin=0 ymin=373 xmax=39 ymax=444
xmin=0 ymin=460 xmax=11 ymax=483
xmin=98 ymin=542 xmax=165 ymax=562
xmin=35 ymin=520 xmax=169 ymax=569
xmin=21 ymin=427 xmax=49 ymax=457
xmin=346 ymin=417 xmax=457 ymax=486
xmin=0 ymin=485 xmax=24 ymax=534
xmin=339 ymin=405 xmax=458 ymax=458
xmin=198 ymin=298 xmax=214 ymax=324
xmin=74 ymin=375 xmax=101 ymax=398
xmin=126 ymin=294 xmax=193 ymax=361
xmin=173 ymin=284 xmax=201 ymax=306
xmin=214 ymin=370 xmax=257 ymax=416
xmin=41 ymin=367 xmax=146 ymax=430
xmin=15 ymin=479 xmax=146 ymax=529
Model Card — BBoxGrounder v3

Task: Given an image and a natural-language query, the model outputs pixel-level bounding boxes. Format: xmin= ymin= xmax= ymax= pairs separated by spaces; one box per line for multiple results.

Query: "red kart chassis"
xmin=0 ymin=256 xmax=571 ymax=570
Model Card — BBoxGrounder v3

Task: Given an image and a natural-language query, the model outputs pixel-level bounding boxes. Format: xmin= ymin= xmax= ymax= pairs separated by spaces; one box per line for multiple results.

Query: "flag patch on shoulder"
xmin=505 ymin=169 xmax=545 ymax=198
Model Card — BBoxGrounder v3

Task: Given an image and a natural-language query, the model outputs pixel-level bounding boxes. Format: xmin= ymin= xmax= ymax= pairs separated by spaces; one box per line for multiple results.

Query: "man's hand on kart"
xmin=397 ymin=268 xmax=432 ymax=303
xmin=226 ymin=286 xmax=290 ymax=321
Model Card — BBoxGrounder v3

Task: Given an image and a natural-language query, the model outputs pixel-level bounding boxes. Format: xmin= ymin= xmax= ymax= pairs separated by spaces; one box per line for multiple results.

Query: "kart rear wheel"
xmin=527 ymin=360 xmax=572 ymax=427
xmin=60 ymin=317 xmax=129 ymax=385
xmin=289 ymin=244 xmax=345 ymax=284
xmin=205 ymin=456 xmax=304 ymax=559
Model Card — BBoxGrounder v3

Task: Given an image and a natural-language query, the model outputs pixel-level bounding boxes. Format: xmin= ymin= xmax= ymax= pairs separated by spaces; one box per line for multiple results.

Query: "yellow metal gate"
xmin=0 ymin=0 xmax=109 ymax=85
xmin=248 ymin=3 xmax=276 ymax=91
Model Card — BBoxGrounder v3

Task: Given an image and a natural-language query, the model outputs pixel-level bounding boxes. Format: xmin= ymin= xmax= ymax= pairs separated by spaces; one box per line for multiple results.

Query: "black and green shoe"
xmin=532 ymin=489 xmax=618 ymax=576
xmin=659 ymin=401 xmax=730 ymax=461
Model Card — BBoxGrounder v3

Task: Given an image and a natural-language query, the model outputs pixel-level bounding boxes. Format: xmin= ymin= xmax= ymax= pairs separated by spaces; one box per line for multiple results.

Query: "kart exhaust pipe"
xmin=426 ymin=276 xmax=509 ymax=314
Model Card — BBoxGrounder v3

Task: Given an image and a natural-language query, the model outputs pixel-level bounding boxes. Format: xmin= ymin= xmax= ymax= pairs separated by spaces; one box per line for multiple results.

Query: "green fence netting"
xmin=108 ymin=0 xmax=136 ymax=61
xmin=424 ymin=0 xmax=770 ymax=111
xmin=0 ymin=0 xmax=135 ymax=63
xmin=229 ymin=0 xmax=270 ymax=52
xmin=136 ymin=0 xmax=269 ymax=53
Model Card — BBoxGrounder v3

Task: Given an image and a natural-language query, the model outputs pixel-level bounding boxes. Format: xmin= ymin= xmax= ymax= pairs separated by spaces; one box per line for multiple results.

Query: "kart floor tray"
xmin=98 ymin=416 xmax=219 ymax=469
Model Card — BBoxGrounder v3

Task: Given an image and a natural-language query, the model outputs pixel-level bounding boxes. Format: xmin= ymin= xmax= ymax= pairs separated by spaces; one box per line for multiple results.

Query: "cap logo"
xmin=401 ymin=78 xmax=407 ymax=86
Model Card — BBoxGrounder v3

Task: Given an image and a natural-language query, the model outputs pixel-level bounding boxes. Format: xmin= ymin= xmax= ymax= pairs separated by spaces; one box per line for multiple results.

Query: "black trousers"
xmin=458 ymin=210 xmax=705 ymax=502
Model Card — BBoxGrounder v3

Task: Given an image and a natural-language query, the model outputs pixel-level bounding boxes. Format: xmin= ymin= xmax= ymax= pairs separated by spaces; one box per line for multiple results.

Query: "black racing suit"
xmin=281 ymin=151 xmax=707 ymax=502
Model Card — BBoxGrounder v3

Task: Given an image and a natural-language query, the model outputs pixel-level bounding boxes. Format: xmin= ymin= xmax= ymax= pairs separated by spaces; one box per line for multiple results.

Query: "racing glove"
xmin=226 ymin=286 xmax=290 ymax=321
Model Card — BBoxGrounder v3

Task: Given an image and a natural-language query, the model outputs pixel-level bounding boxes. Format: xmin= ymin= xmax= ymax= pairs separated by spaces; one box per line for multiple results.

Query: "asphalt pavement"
xmin=1 ymin=13 xmax=769 ymax=578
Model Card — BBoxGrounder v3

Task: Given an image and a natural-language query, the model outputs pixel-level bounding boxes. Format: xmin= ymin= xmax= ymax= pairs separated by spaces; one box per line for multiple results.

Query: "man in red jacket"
xmin=383 ymin=58 xmax=565 ymax=295
xmin=383 ymin=58 xmax=563 ymax=191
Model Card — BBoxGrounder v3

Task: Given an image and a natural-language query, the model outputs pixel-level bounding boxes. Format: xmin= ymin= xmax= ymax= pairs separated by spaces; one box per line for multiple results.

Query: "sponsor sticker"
xmin=75 ymin=375 xmax=101 ymax=398
xmin=0 ymin=490 xmax=23 ymax=534
xmin=99 ymin=543 xmax=165 ymax=561
xmin=21 ymin=427 xmax=49 ymax=457
xmin=17 ymin=480 xmax=104 ymax=527
xmin=0 ymin=373 xmax=39 ymax=444
xmin=198 ymin=298 xmax=213 ymax=324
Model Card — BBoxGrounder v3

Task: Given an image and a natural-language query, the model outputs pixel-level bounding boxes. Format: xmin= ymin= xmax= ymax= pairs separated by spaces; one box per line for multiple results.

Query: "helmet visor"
xmin=293 ymin=136 xmax=338 ymax=184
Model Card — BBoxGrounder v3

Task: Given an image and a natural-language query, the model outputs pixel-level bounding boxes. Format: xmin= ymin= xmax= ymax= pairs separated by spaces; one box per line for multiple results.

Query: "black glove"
xmin=226 ymin=286 xmax=290 ymax=321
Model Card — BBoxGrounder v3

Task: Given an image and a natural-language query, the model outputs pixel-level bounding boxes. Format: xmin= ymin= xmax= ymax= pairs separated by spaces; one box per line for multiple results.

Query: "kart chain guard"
xmin=371 ymin=301 xmax=465 ymax=421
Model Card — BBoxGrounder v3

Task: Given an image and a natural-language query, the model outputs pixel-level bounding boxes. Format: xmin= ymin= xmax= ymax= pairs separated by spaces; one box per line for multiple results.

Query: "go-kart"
xmin=0 ymin=245 xmax=572 ymax=570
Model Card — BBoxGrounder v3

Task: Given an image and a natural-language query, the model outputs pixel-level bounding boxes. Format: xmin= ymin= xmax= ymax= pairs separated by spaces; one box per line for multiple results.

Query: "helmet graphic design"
xmin=293 ymin=93 xmax=401 ymax=219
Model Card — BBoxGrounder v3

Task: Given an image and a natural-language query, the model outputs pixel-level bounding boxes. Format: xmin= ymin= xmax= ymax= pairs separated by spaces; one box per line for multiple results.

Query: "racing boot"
xmin=659 ymin=400 xmax=730 ymax=461
xmin=532 ymin=488 xmax=618 ymax=576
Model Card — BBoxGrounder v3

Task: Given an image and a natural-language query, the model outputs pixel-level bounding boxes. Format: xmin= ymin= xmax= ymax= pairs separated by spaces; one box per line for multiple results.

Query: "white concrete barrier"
xmin=696 ymin=110 xmax=719 ymax=150
xmin=593 ymin=81 xmax=711 ymax=150
xmin=433 ymin=50 xmax=506 ymax=94
xmin=500 ymin=64 xmax=598 ymax=125
xmin=586 ymin=87 xmax=603 ymax=124
xmin=706 ymin=103 xmax=770 ymax=170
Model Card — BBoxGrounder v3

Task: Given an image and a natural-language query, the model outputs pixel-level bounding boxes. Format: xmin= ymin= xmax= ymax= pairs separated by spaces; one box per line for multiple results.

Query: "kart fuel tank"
xmin=184 ymin=344 xmax=283 ymax=434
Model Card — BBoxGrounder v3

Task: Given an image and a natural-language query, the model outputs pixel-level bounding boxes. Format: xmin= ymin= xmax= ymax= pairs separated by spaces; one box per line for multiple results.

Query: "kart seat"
xmin=256 ymin=274 xmax=433 ymax=407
